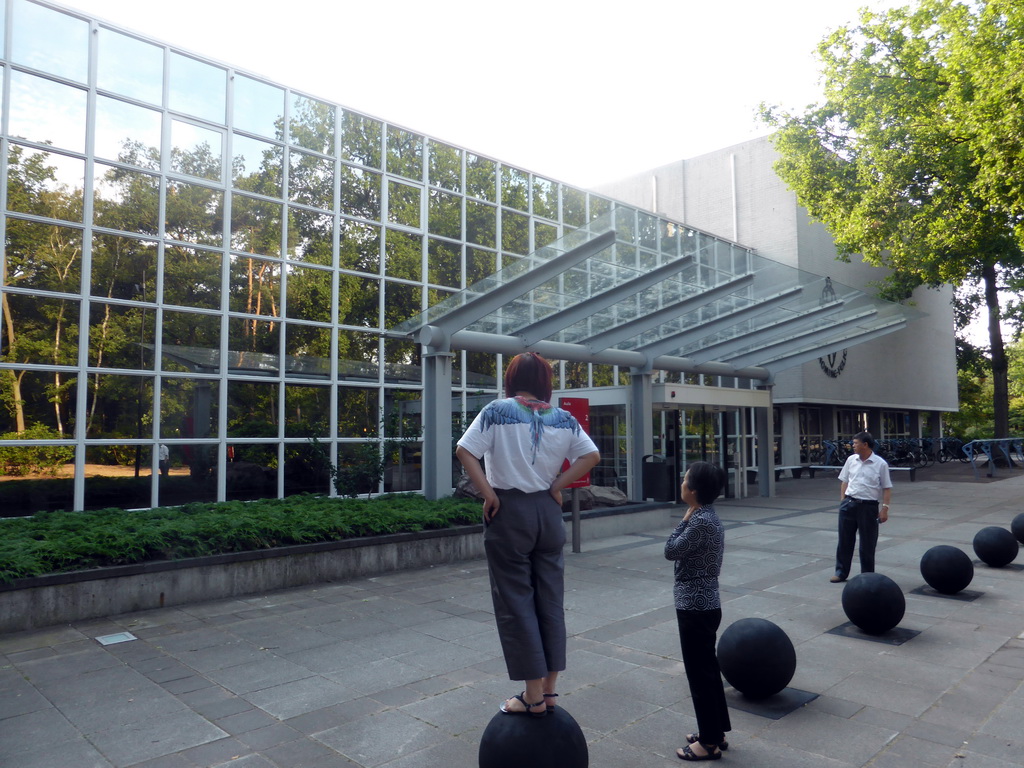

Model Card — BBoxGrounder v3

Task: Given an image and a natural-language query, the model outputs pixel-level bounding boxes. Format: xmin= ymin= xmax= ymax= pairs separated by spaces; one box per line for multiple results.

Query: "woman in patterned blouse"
xmin=665 ymin=461 xmax=731 ymax=761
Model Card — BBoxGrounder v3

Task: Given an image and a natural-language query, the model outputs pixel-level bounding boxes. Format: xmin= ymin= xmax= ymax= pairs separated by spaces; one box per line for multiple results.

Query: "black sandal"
xmin=686 ymin=733 xmax=728 ymax=751
xmin=544 ymin=693 xmax=559 ymax=711
xmin=499 ymin=692 xmax=546 ymax=718
xmin=677 ymin=743 xmax=722 ymax=761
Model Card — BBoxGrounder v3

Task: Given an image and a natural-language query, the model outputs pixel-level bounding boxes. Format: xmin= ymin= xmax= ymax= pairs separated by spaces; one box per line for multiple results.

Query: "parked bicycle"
xmin=937 ymin=436 xmax=969 ymax=463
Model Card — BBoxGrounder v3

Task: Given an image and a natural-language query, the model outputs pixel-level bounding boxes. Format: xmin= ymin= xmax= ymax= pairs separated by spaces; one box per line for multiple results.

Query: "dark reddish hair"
xmin=504 ymin=352 xmax=553 ymax=403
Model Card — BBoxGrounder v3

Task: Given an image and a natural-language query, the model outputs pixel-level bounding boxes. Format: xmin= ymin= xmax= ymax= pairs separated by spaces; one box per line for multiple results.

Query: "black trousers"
xmin=835 ymin=496 xmax=879 ymax=578
xmin=676 ymin=608 xmax=731 ymax=745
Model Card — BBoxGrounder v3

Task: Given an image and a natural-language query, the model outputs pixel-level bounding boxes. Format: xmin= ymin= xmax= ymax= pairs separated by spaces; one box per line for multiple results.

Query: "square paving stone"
xmin=725 ymin=686 xmax=819 ymax=720
xmin=315 ymin=709 xmax=449 ymax=767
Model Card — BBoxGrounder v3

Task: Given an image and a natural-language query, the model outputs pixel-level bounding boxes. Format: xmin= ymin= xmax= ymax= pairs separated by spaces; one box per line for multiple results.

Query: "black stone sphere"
xmin=717 ymin=618 xmax=797 ymax=699
xmin=841 ymin=573 xmax=905 ymax=634
xmin=920 ymin=545 xmax=974 ymax=594
xmin=972 ymin=526 xmax=1019 ymax=568
xmin=479 ymin=706 xmax=588 ymax=768
xmin=1011 ymin=513 xmax=1024 ymax=545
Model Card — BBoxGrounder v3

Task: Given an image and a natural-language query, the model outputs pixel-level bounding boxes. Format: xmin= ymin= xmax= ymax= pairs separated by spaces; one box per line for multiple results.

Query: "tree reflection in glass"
xmin=384 ymin=230 xmax=422 ymax=281
xmin=339 ymin=165 xmax=381 ymax=221
xmin=95 ymin=97 xmax=161 ymax=169
xmin=338 ymin=275 xmax=379 ymax=328
xmin=7 ymin=145 xmax=85 ymax=224
xmin=388 ymin=181 xmax=421 ymax=228
xmin=427 ymin=239 xmax=460 ymax=288
xmin=466 ymin=200 xmax=496 ymax=248
xmin=290 ymin=95 xmax=334 ymax=155
xmin=165 ymin=180 xmax=224 ymax=246
xmin=429 ymin=141 xmax=462 ymax=192
xmin=285 ymin=264 xmax=332 ymax=322
xmin=467 ymin=153 xmax=496 ymax=201
xmin=93 ymin=164 xmax=159 ymax=235
xmin=501 ymin=166 xmax=529 ymax=211
xmin=229 ymin=254 xmax=281 ymax=317
xmin=161 ymin=310 xmax=220 ymax=366
xmin=231 ymin=195 xmax=284 ymax=257
xmin=162 ymin=246 xmax=221 ymax=310
xmin=533 ymin=175 xmax=558 ymax=220
xmin=171 ymin=121 xmax=223 ymax=181
xmin=339 ymin=219 xmax=381 ymax=274
xmin=428 ymin=190 xmax=461 ymax=240
xmin=233 ymin=134 xmax=284 ymax=197
xmin=341 ymin=110 xmax=382 ymax=168
xmin=289 ymin=148 xmax=334 ymax=210
xmin=387 ymin=126 xmax=423 ymax=181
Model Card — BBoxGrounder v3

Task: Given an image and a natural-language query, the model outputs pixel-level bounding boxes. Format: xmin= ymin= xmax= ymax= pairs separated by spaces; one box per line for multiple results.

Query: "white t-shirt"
xmin=457 ymin=396 xmax=598 ymax=493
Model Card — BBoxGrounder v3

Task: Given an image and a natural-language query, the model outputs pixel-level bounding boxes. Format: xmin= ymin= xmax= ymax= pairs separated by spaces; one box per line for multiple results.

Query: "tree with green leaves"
xmin=760 ymin=0 xmax=1024 ymax=438
xmin=3 ymin=145 xmax=83 ymax=435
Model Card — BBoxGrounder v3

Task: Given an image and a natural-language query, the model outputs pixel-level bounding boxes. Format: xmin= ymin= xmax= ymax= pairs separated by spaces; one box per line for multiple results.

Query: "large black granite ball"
xmin=841 ymin=573 xmax=905 ymax=634
xmin=920 ymin=545 xmax=974 ymax=594
xmin=972 ymin=526 xmax=1019 ymax=568
xmin=717 ymin=617 xmax=796 ymax=699
xmin=1011 ymin=513 xmax=1024 ymax=545
xmin=479 ymin=706 xmax=588 ymax=768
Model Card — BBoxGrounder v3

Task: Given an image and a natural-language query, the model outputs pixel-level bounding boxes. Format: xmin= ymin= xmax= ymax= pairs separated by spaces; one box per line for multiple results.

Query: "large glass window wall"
xmin=0 ymin=0 xmax=752 ymax=515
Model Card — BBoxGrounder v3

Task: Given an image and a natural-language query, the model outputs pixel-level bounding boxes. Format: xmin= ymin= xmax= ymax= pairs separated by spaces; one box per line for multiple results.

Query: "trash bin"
xmin=642 ymin=454 xmax=675 ymax=502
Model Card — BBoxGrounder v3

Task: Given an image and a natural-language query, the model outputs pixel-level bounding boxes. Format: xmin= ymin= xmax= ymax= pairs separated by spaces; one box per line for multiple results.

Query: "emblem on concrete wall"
xmin=818 ymin=277 xmax=846 ymax=378
xmin=819 ymin=349 xmax=847 ymax=378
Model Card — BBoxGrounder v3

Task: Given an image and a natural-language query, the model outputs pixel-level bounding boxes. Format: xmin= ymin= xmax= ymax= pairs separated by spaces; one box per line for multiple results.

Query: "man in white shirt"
xmin=831 ymin=431 xmax=892 ymax=583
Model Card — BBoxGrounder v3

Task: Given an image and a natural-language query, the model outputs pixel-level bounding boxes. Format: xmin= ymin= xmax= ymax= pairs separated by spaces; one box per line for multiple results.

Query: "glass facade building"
xmin=0 ymin=0 xmax=739 ymax=513
xmin=1 ymin=1 xmax=920 ymax=515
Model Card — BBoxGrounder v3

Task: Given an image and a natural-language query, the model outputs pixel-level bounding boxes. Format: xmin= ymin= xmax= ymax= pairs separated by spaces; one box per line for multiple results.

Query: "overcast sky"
xmin=58 ymin=0 xmax=906 ymax=189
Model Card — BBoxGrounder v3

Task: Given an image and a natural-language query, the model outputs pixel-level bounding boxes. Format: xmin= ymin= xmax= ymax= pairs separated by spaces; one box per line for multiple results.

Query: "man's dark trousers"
xmin=835 ymin=496 xmax=879 ymax=579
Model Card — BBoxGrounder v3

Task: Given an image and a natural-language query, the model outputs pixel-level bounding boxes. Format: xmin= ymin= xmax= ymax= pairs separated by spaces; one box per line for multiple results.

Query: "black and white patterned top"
xmin=664 ymin=504 xmax=724 ymax=611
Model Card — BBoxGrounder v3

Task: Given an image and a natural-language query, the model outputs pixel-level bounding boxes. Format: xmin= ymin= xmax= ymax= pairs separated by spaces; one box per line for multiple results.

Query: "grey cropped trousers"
xmin=484 ymin=488 xmax=567 ymax=681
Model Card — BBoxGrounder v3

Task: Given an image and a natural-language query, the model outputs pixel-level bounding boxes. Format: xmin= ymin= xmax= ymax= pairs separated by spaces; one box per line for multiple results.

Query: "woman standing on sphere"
xmin=665 ymin=461 xmax=731 ymax=760
xmin=457 ymin=352 xmax=600 ymax=717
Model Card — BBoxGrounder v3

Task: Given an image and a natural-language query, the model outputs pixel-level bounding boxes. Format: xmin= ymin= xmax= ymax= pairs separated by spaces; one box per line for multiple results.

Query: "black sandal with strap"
xmin=686 ymin=733 xmax=728 ymax=751
xmin=499 ymin=692 xmax=546 ymax=718
xmin=544 ymin=693 xmax=559 ymax=711
xmin=677 ymin=743 xmax=722 ymax=761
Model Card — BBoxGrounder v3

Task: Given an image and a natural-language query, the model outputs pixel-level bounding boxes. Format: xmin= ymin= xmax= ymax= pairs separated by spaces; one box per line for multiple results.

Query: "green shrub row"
xmin=0 ymin=494 xmax=481 ymax=584
xmin=0 ymin=425 xmax=75 ymax=476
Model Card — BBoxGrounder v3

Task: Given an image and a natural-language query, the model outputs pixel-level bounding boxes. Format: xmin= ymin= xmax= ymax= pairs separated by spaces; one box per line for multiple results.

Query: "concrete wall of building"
xmin=597 ymin=135 xmax=959 ymax=414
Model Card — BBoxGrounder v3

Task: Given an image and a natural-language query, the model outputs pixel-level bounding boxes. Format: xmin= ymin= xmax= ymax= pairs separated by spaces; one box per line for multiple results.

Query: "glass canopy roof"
xmin=392 ymin=208 xmax=919 ymax=378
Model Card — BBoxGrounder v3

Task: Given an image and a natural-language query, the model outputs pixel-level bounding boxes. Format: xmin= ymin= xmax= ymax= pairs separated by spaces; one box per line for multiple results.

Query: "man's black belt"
xmin=844 ymin=495 xmax=878 ymax=503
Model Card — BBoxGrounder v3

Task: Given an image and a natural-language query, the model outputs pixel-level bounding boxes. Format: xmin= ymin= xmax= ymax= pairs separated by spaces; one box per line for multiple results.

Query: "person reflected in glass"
xmin=456 ymin=352 xmax=600 ymax=717
xmin=665 ymin=461 xmax=731 ymax=760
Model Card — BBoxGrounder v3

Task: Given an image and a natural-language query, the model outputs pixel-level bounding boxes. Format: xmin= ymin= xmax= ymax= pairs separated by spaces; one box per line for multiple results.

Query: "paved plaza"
xmin=2 ymin=463 xmax=1023 ymax=768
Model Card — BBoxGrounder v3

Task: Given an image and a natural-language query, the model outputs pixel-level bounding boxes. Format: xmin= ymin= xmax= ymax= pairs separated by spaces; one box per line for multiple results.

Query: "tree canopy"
xmin=760 ymin=0 xmax=1024 ymax=437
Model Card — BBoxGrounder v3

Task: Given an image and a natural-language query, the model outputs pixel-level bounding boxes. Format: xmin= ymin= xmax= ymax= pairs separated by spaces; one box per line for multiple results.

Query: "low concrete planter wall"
xmin=0 ymin=503 xmax=673 ymax=634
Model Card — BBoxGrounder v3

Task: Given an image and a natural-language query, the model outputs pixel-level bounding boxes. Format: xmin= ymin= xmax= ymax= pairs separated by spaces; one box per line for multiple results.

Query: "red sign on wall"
xmin=559 ymin=397 xmax=591 ymax=488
